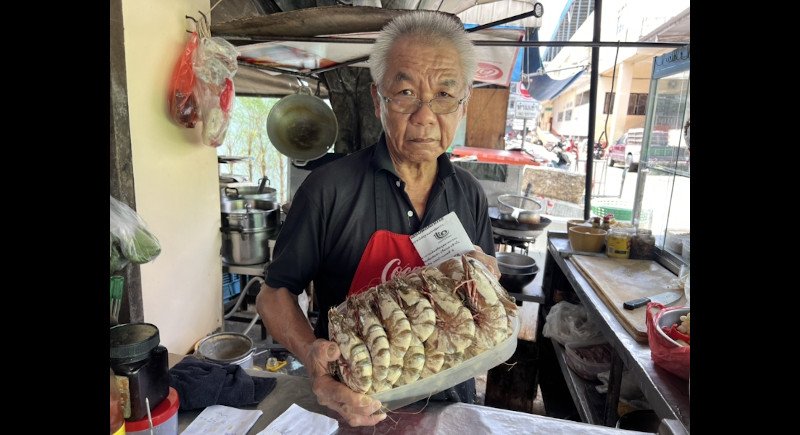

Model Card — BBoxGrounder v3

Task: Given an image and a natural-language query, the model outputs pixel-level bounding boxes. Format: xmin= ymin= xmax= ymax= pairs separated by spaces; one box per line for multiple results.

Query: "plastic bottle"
xmin=110 ymin=368 xmax=126 ymax=435
xmin=601 ymin=215 xmax=612 ymax=231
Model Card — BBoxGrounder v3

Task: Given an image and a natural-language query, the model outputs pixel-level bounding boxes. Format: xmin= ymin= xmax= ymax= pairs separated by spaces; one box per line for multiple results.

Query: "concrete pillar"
xmin=610 ymin=61 xmax=634 ymax=143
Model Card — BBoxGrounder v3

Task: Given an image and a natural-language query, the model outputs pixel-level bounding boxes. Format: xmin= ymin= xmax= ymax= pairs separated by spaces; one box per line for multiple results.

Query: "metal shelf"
xmin=546 ymin=232 xmax=690 ymax=431
xmin=551 ymin=340 xmax=604 ymax=425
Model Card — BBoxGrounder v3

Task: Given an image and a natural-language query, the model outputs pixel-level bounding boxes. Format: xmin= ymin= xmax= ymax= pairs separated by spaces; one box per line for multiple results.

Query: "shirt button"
xmin=395 ymin=180 xmax=401 ymax=188
xmin=407 ymin=210 xmax=413 ymax=217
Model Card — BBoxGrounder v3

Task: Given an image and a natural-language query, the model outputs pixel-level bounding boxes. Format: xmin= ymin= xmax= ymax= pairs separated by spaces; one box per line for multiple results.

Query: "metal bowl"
xmin=499 ymin=266 xmax=539 ymax=292
xmin=496 ymin=252 xmax=537 ymax=275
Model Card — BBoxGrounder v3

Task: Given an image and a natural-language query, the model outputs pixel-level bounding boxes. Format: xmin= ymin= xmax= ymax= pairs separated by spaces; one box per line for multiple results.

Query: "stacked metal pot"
xmin=220 ymin=178 xmax=280 ymax=265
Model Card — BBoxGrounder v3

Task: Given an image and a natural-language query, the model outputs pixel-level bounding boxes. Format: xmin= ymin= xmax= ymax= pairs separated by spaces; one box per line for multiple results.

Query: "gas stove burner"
xmin=492 ymin=226 xmax=542 ymax=242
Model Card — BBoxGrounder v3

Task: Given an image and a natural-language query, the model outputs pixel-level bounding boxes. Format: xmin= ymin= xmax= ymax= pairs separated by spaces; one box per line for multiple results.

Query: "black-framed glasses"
xmin=377 ymin=91 xmax=468 ymax=114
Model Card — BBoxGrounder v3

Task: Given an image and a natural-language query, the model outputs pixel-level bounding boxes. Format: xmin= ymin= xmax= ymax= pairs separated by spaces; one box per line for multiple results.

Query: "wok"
xmin=267 ymin=86 xmax=338 ymax=166
xmin=489 ymin=206 xmax=552 ymax=232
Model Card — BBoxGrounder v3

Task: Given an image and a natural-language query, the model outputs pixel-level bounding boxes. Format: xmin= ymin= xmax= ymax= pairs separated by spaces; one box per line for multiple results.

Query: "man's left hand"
xmin=466 ymin=245 xmax=501 ymax=279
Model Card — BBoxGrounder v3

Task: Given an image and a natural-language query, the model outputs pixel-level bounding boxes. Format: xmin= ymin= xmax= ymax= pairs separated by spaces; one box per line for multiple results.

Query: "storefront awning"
xmin=523 ymin=29 xmax=584 ymax=101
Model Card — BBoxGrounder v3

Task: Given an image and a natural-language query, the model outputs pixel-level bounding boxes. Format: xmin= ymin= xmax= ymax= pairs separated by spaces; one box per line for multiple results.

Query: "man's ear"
xmin=370 ymin=83 xmax=381 ymax=119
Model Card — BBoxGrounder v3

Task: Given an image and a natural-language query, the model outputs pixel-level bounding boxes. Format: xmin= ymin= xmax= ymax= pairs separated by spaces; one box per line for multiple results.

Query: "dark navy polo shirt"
xmin=265 ymin=134 xmax=495 ymax=339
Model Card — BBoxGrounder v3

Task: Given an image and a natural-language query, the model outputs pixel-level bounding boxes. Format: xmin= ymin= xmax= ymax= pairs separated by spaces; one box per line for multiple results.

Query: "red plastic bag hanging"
xmin=168 ymin=32 xmax=200 ymax=128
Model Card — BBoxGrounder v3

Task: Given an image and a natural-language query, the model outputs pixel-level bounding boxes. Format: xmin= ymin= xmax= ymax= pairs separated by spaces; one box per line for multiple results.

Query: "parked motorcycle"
xmin=549 ymin=142 xmax=572 ymax=169
xmin=593 ymin=140 xmax=608 ymax=159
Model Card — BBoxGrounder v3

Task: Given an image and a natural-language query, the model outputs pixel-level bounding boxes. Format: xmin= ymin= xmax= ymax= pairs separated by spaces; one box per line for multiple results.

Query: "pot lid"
xmin=110 ymin=323 xmax=160 ymax=363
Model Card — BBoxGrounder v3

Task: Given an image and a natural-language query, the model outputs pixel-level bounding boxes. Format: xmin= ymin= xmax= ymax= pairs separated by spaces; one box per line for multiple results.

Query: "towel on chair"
xmin=169 ymin=356 xmax=277 ymax=410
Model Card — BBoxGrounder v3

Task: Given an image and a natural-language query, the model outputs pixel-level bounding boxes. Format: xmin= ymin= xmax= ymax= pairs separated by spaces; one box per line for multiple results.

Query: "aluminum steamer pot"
xmin=221 ymin=181 xmax=277 ymax=202
xmin=267 ymin=86 xmax=338 ymax=167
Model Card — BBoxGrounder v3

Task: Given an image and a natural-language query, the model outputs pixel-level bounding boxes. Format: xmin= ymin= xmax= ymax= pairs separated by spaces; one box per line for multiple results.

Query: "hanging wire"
xmin=597 ymin=41 xmax=621 ymax=147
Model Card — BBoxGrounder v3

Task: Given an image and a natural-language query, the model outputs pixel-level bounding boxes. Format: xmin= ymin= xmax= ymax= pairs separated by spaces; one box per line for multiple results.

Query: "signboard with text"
xmin=514 ymin=101 xmax=537 ymax=119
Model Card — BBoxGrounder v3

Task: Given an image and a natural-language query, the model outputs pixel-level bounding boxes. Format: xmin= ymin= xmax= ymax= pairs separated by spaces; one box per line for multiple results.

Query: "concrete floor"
xmin=221 ymin=217 xmax=572 ymax=414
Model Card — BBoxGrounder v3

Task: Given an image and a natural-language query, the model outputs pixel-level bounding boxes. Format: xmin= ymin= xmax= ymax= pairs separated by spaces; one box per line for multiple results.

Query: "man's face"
xmin=371 ymin=37 xmax=469 ymax=166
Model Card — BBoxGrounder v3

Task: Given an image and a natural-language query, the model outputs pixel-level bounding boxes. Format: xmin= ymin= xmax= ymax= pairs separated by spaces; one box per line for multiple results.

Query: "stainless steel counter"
xmin=170 ymin=354 xmax=652 ymax=434
xmin=546 ymin=232 xmax=690 ymax=432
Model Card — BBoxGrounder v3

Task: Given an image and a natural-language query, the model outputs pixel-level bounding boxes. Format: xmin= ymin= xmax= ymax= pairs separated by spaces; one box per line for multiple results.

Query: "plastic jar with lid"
xmin=630 ymin=229 xmax=656 ymax=260
xmin=606 ymin=229 xmax=632 ymax=259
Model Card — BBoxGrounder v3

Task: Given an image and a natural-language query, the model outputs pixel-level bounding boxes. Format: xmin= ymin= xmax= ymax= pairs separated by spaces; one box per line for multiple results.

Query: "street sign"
xmin=514 ymin=101 xmax=537 ymax=119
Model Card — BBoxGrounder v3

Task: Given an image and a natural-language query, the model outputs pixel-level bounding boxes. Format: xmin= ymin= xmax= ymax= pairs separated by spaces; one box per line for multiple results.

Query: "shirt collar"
xmin=371 ymin=133 xmax=456 ymax=181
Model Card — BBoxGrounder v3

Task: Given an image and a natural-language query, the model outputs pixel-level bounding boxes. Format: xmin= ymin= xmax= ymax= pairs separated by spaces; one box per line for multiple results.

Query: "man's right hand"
xmin=306 ymin=338 xmax=387 ymax=427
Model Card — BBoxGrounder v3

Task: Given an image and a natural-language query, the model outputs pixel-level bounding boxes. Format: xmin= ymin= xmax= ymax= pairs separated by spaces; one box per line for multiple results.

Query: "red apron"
xmin=347 ymin=230 xmax=425 ymax=296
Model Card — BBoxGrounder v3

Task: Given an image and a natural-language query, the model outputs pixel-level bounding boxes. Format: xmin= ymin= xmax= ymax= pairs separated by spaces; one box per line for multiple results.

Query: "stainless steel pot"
xmin=267 ymin=86 xmax=338 ymax=166
xmin=220 ymin=226 xmax=270 ymax=265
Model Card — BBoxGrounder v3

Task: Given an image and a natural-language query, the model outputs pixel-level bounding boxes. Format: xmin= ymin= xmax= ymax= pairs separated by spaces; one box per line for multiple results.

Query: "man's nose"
xmin=408 ymin=100 xmax=437 ymax=124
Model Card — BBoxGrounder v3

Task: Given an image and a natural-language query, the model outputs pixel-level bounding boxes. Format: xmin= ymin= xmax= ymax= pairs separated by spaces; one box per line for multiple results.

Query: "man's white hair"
xmin=368 ymin=11 xmax=477 ymax=89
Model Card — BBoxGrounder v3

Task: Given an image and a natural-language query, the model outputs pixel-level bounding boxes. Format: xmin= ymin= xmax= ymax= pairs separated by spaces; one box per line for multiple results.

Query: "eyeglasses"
xmin=377 ymin=91 xmax=468 ymax=114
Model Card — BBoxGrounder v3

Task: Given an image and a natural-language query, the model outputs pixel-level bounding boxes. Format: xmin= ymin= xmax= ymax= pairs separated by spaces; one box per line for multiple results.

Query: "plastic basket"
xmin=222 ymin=272 xmax=242 ymax=302
xmin=590 ymin=199 xmax=651 ymax=224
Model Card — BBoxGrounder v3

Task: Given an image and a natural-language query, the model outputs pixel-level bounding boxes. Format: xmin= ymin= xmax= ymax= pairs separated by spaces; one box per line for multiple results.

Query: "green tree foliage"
xmin=219 ymin=96 xmax=288 ymax=202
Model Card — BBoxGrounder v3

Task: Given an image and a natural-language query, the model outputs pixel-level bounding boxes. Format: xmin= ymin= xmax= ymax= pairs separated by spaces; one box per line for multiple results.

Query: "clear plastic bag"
xmin=110 ymin=196 xmax=161 ymax=268
xmin=192 ymin=36 xmax=238 ymax=147
xmin=542 ymin=301 xmax=604 ymax=345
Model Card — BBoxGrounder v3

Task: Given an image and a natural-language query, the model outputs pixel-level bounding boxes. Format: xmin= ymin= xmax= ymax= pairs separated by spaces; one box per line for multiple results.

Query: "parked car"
xmin=608 ymin=128 xmax=643 ymax=171
xmin=608 ymin=128 xmax=669 ymax=171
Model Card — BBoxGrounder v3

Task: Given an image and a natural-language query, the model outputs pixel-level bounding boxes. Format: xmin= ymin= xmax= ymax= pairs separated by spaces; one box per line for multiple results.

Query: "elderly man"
xmin=256 ymin=11 xmax=499 ymax=426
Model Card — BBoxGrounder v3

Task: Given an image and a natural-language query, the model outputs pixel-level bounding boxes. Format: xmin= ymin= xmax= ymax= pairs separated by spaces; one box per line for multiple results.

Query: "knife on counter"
xmin=623 ymin=291 xmax=681 ymax=310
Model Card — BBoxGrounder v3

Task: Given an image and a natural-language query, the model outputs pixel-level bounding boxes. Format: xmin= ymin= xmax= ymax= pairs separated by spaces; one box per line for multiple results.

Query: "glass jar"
xmin=630 ymin=229 xmax=656 ymax=260
xmin=606 ymin=229 xmax=632 ymax=259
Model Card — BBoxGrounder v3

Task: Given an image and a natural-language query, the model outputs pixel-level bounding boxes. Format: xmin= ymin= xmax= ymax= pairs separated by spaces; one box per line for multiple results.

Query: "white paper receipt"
xmin=257 ymin=403 xmax=338 ymax=435
xmin=182 ymin=405 xmax=262 ymax=435
xmin=411 ymin=211 xmax=474 ymax=266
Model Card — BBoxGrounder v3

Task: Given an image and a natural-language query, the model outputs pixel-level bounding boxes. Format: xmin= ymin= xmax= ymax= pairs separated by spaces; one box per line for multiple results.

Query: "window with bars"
xmin=575 ymin=90 xmax=591 ymax=106
xmin=627 ymin=93 xmax=649 ymax=115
